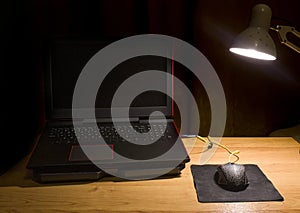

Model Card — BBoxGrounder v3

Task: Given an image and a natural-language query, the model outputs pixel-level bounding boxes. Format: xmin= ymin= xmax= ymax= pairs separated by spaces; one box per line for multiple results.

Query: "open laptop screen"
xmin=47 ymin=39 xmax=172 ymax=120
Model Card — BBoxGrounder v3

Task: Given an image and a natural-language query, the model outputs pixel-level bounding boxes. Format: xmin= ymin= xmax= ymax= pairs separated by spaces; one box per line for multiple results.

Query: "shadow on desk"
xmin=0 ymin=155 xmax=181 ymax=188
xmin=269 ymin=124 xmax=300 ymax=143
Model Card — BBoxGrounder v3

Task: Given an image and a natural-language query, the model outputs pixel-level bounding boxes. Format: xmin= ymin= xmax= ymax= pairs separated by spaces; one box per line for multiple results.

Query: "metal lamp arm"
xmin=271 ymin=25 xmax=300 ymax=54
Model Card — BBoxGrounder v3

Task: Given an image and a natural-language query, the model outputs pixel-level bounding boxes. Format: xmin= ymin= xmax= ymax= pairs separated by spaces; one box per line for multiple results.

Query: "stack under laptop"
xmin=27 ymin=39 xmax=190 ymax=183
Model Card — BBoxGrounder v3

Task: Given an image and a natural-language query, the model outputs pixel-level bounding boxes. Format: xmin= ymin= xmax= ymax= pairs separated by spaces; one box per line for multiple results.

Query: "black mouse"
xmin=215 ymin=163 xmax=249 ymax=192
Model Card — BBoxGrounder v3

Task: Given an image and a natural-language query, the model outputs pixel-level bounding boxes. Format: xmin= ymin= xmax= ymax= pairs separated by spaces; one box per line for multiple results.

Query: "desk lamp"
xmin=229 ymin=3 xmax=300 ymax=60
xmin=191 ymin=4 xmax=290 ymax=201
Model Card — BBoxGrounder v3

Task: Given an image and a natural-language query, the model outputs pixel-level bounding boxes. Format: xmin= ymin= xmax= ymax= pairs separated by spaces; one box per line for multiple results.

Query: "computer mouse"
xmin=215 ymin=163 xmax=249 ymax=192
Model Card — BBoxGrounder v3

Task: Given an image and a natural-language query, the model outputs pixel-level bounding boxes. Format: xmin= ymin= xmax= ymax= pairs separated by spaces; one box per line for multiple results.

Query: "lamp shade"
xmin=230 ymin=4 xmax=277 ymax=60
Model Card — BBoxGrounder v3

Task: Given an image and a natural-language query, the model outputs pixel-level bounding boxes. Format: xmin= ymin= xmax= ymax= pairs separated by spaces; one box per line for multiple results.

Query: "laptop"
xmin=27 ymin=38 xmax=190 ymax=183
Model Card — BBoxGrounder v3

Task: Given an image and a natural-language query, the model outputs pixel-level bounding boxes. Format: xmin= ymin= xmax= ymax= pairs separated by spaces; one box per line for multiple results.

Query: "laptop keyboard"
xmin=48 ymin=123 xmax=170 ymax=145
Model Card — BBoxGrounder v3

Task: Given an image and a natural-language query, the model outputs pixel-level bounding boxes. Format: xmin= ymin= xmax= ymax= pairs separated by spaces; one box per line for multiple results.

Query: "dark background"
xmin=1 ymin=0 xmax=300 ymax=173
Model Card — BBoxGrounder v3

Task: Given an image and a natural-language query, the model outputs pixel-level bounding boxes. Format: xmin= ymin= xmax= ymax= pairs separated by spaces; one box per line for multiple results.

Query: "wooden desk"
xmin=0 ymin=137 xmax=299 ymax=212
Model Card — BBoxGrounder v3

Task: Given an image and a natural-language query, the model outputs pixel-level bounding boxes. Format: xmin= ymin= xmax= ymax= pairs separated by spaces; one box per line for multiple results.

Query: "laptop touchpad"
xmin=69 ymin=145 xmax=114 ymax=161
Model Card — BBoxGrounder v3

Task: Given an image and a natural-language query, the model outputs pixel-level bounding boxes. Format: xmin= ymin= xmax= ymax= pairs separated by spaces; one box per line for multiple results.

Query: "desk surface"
xmin=0 ymin=137 xmax=299 ymax=212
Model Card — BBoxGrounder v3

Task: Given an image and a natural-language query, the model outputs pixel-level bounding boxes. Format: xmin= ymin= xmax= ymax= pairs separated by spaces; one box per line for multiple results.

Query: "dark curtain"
xmin=1 ymin=0 xmax=300 ymax=172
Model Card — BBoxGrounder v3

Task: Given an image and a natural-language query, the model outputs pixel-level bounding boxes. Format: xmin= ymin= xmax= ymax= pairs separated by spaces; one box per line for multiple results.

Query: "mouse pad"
xmin=191 ymin=164 xmax=284 ymax=203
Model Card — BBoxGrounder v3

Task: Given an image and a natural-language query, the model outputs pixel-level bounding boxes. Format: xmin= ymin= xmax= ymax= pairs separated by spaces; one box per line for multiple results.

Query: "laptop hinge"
xmin=79 ymin=118 xmax=140 ymax=124
xmin=139 ymin=118 xmax=173 ymax=124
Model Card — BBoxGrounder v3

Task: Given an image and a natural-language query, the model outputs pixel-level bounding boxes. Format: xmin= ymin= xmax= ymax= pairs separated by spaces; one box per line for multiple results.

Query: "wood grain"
xmin=0 ymin=137 xmax=299 ymax=212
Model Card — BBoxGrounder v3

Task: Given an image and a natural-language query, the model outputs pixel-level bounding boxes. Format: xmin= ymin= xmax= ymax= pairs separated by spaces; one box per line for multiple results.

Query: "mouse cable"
xmin=196 ymin=135 xmax=240 ymax=163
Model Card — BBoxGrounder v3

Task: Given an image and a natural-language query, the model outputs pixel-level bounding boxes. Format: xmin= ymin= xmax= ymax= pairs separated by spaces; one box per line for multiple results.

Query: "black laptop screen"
xmin=47 ymin=39 xmax=172 ymax=119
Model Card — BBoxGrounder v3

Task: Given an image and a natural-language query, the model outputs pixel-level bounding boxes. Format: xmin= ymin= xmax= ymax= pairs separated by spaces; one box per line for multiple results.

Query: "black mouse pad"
xmin=191 ymin=164 xmax=284 ymax=203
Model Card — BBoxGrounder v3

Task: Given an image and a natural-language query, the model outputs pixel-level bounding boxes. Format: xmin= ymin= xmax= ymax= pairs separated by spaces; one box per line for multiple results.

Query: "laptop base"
xmin=32 ymin=164 xmax=185 ymax=183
